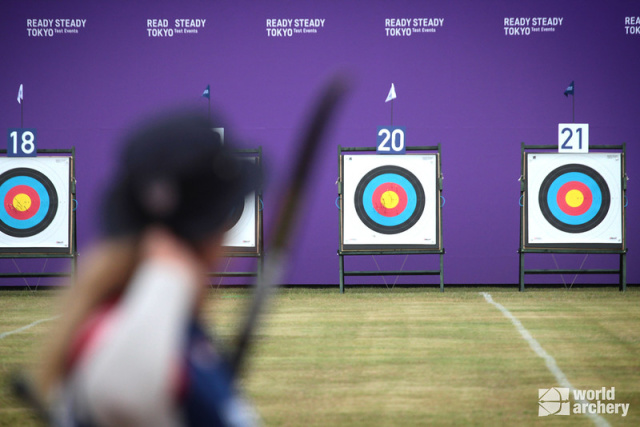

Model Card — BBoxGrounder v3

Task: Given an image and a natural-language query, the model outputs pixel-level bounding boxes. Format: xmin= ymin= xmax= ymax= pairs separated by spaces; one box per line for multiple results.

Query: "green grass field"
xmin=1 ymin=287 xmax=639 ymax=426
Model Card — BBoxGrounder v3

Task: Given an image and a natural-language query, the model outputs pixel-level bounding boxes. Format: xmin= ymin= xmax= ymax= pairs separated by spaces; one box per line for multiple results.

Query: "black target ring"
xmin=0 ymin=168 xmax=59 ymax=238
xmin=224 ymin=198 xmax=245 ymax=231
xmin=538 ymin=164 xmax=610 ymax=234
xmin=354 ymin=165 xmax=425 ymax=234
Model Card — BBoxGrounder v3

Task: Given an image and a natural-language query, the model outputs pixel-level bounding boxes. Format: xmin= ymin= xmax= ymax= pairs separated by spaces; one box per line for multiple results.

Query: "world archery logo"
xmin=539 ymin=387 xmax=571 ymax=416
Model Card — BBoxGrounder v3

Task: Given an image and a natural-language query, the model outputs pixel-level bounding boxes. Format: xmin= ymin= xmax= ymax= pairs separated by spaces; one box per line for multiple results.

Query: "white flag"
xmin=385 ymin=83 xmax=396 ymax=102
xmin=17 ymin=84 xmax=23 ymax=104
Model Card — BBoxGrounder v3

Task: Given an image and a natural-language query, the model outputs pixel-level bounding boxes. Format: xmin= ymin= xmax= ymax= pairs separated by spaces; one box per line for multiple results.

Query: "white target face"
xmin=342 ymin=154 xmax=439 ymax=250
xmin=223 ymin=157 xmax=259 ymax=252
xmin=223 ymin=192 xmax=257 ymax=249
xmin=525 ymin=153 xmax=623 ymax=248
xmin=0 ymin=157 xmax=71 ymax=252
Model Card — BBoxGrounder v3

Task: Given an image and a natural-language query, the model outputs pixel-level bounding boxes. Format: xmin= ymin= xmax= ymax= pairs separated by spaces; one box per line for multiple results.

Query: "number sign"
xmin=377 ymin=126 xmax=406 ymax=154
xmin=7 ymin=129 xmax=37 ymax=157
xmin=558 ymin=123 xmax=589 ymax=153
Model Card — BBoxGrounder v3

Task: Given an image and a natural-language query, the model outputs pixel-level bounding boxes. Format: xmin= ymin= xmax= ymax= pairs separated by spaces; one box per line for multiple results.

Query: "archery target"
xmin=0 ymin=157 xmax=71 ymax=252
xmin=342 ymin=154 xmax=439 ymax=250
xmin=525 ymin=153 xmax=623 ymax=248
xmin=223 ymin=156 xmax=259 ymax=252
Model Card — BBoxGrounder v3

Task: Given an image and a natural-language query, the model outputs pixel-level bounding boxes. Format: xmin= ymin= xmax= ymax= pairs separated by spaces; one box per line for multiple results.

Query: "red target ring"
xmin=555 ymin=181 xmax=592 ymax=216
xmin=4 ymin=185 xmax=41 ymax=221
xmin=371 ymin=183 xmax=408 ymax=217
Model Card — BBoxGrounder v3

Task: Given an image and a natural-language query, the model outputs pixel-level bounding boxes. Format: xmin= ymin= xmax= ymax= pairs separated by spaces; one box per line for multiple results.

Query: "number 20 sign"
xmin=558 ymin=123 xmax=589 ymax=153
xmin=377 ymin=126 xmax=406 ymax=154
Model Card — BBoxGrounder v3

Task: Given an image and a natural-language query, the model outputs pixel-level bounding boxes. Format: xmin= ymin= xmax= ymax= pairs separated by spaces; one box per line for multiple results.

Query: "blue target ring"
xmin=0 ymin=168 xmax=58 ymax=238
xmin=362 ymin=174 xmax=417 ymax=227
xmin=539 ymin=164 xmax=610 ymax=233
xmin=0 ymin=176 xmax=50 ymax=229
xmin=355 ymin=165 xmax=425 ymax=234
xmin=546 ymin=172 xmax=601 ymax=226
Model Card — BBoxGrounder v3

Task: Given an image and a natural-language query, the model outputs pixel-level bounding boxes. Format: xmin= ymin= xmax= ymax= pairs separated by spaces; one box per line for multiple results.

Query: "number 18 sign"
xmin=7 ymin=129 xmax=37 ymax=157
xmin=558 ymin=123 xmax=589 ymax=153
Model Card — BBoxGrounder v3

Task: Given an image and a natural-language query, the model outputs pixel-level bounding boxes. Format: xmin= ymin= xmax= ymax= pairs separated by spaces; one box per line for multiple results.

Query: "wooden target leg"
xmin=439 ymin=252 xmax=444 ymax=292
xmin=519 ymin=251 xmax=525 ymax=292
xmin=339 ymin=252 xmax=345 ymax=294
xmin=619 ymin=252 xmax=626 ymax=292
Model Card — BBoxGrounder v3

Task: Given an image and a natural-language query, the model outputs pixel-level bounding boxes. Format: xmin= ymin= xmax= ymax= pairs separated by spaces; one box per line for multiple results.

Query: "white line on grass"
xmin=0 ymin=316 xmax=60 ymax=340
xmin=480 ymin=292 xmax=610 ymax=427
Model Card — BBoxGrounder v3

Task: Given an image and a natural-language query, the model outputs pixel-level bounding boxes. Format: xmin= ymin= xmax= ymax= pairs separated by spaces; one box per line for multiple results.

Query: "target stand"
xmin=0 ymin=148 xmax=77 ymax=287
xmin=518 ymin=143 xmax=627 ymax=291
xmin=338 ymin=145 xmax=444 ymax=293
xmin=208 ymin=148 xmax=264 ymax=284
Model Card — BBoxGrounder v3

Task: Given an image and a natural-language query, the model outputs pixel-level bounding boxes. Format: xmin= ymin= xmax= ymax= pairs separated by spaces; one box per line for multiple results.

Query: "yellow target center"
xmin=565 ymin=189 xmax=584 ymax=208
xmin=12 ymin=193 xmax=32 ymax=212
xmin=380 ymin=191 xmax=399 ymax=209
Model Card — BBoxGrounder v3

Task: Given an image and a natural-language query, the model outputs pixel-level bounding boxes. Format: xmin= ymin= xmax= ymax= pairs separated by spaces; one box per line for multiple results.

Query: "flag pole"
xmin=390 ymin=99 xmax=393 ymax=126
xmin=564 ymin=81 xmax=575 ymax=123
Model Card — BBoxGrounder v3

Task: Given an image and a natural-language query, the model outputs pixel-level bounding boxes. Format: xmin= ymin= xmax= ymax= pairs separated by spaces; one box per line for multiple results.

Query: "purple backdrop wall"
xmin=0 ymin=0 xmax=638 ymax=285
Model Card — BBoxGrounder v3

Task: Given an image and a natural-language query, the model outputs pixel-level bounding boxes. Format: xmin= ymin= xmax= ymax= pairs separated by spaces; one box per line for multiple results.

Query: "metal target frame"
xmin=337 ymin=145 xmax=444 ymax=293
xmin=0 ymin=148 xmax=77 ymax=287
xmin=518 ymin=143 xmax=628 ymax=292
xmin=209 ymin=147 xmax=264 ymax=282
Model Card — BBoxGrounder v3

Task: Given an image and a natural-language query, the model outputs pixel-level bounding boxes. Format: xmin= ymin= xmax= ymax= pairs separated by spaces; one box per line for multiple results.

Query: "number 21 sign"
xmin=558 ymin=123 xmax=589 ymax=153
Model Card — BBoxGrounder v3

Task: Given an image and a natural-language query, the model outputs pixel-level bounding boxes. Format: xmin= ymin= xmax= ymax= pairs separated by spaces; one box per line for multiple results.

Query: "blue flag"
xmin=202 ymin=84 xmax=210 ymax=99
xmin=564 ymin=81 xmax=574 ymax=97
